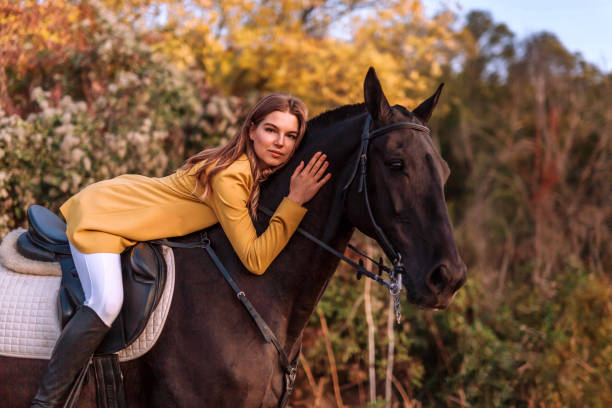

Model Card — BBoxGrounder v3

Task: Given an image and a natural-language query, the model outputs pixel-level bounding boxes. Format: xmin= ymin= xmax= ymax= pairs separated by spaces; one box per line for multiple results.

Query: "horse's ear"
xmin=364 ymin=67 xmax=391 ymax=121
xmin=413 ymin=83 xmax=444 ymax=124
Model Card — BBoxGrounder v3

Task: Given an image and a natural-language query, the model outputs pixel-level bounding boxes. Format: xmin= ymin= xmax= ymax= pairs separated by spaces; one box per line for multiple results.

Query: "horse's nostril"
xmin=426 ymin=265 xmax=449 ymax=294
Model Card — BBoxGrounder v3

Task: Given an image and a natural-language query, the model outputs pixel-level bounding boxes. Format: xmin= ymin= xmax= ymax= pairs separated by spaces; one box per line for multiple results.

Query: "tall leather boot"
xmin=31 ymin=305 xmax=110 ymax=407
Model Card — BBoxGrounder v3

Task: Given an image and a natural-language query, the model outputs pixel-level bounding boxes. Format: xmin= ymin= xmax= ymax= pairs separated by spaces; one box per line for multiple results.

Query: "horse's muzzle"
xmin=424 ymin=261 xmax=467 ymax=308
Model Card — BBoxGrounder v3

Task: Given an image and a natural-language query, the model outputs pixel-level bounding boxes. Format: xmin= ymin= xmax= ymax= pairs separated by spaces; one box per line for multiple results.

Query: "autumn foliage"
xmin=1 ymin=1 xmax=611 ymax=407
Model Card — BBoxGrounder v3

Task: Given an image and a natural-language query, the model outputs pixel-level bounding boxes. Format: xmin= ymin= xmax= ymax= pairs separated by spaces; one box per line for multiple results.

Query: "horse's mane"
xmin=260 ymin=103 xmax=366 ymax=220
xmin=306 ymin=103 xmax=414 ymax=135
xmin=263 ymin=102 xmax=367 ymax=195
xmin=306 ymin=103 xmax=366 ymax=134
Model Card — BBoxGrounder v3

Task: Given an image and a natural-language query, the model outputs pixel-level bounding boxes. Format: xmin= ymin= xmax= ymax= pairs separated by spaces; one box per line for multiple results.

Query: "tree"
xmin=106 ymin=0 xmax=460 ymax=113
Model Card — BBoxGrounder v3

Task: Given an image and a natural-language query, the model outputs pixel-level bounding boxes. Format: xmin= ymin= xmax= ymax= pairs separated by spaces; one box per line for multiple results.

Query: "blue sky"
xmin=423 ymin=0 xmax=612 ymax=72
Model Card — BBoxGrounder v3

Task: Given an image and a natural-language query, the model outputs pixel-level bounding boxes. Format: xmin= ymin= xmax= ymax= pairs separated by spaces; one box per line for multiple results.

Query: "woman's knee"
xmin=99 ymin=290 xmax=124 ymax=324
xmin=88 ymin=287 xmax=123 ymax=327
xmin=83 ymin=251 xmax=124 ymax=325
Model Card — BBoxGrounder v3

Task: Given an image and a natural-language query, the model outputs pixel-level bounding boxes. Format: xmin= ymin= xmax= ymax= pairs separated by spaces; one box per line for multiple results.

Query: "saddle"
xmin=17 ymin=205 xmax=167 ymax=354
xmin=16 ymin=205 xmax=168 ymax=408
xmin=15 ymin=205 xmax=299 ymax=408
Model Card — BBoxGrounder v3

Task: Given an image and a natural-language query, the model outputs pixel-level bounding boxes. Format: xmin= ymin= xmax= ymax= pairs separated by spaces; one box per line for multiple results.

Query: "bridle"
xmin=155 ymin=113 xmax=433 ymax=406
xmin=344 ymin=114 xmax=431 ymax=321
xmin=263 ymin=113 xmax=432 ymax=323
xmin=344 ymin=114 xmax=430 ymax=268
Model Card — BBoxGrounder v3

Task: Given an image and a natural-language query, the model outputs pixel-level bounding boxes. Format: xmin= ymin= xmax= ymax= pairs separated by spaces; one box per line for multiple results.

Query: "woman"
xmin=31 ymin=93 xmax=331 ymax=407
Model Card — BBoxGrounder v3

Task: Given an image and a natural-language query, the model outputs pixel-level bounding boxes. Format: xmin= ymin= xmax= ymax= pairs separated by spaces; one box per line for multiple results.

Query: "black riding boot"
xmin=31 ymin=305 xmax=110 ymax=407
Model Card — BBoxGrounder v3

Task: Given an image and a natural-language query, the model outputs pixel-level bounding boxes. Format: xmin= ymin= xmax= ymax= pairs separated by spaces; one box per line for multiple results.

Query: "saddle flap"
xmin=27 ymin=205 xmax=69 ymax=246
xmin=95 ymin=242 xmax=167 ymax=354
xmin=58 ymin=256 xmax=85 ymax=328
xmin=121 ymin=243 xmax=166 ymax=337
xmin=129 ymin=243 xmax=158 ymax=283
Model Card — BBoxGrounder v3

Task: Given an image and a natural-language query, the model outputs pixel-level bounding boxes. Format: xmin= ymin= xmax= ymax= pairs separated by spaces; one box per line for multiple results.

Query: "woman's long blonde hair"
xmin=180 ymin=93 xmax=308 ymax=217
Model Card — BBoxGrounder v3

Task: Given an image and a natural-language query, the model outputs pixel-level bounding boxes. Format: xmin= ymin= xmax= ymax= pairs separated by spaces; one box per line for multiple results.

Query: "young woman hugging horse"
xmin=30 ymin=93 xmax=331 ymax=407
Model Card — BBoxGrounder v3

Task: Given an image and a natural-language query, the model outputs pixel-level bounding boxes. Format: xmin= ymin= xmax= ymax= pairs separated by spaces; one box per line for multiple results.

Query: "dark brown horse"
xmin=0 ymin=68 xmax=466 ymax=407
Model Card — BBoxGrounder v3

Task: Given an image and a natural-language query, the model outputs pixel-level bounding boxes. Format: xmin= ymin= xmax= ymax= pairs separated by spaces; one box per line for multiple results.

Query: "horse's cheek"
xmin=389 ymin=178 xmax=410 ymax=215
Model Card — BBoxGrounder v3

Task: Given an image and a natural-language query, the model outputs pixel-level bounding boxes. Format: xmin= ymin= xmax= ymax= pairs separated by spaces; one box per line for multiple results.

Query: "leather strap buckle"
xmin=200 ymin=232 xmax=211 ymax=247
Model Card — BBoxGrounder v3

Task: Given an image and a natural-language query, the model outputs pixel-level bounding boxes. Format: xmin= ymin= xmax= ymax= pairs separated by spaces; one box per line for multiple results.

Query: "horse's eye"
xmin=387 ymin=159 xmax=404 ymax=171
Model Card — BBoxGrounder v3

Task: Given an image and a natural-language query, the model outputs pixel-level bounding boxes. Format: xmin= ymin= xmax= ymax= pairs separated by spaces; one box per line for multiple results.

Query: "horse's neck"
xmin=266 ymin=112 xmax=367 ymax=352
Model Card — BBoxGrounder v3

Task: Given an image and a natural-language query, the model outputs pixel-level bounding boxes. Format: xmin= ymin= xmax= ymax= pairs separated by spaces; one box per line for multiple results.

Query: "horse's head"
xmin=346 ymin=68 xmax=466 ymax=309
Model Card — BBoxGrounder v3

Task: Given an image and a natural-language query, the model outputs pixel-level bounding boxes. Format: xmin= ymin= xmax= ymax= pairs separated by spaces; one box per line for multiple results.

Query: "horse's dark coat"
xmin=0 ymin=68 xmax=465 ymax=407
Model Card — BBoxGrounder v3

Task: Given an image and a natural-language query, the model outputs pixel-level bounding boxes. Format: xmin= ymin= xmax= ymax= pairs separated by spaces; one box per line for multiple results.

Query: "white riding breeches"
xmin=69 ymin=242 xmax=124 ymax=327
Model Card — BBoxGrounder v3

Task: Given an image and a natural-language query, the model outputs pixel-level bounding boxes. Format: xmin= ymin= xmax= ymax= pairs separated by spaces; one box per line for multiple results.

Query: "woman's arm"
xmin=210 ymin=153 xmax=330 ymax=275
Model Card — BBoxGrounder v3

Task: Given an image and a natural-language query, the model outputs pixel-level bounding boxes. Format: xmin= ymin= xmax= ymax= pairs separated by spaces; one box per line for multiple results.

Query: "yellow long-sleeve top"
xmin=60 ymin=154 xmax=307 ymax=275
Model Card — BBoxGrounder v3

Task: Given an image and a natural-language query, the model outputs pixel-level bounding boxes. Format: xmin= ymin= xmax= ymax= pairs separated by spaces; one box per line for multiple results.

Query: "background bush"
xmin=0 ymin=0 xmax=249 ymax=234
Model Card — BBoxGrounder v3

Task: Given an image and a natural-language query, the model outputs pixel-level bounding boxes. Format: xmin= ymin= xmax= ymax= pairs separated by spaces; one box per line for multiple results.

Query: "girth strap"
xmin=93 ymin=354 xmax=127 ymax=408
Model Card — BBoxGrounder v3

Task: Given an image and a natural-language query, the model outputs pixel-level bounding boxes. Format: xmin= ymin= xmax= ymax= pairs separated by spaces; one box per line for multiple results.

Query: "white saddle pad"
xmin=0 ymin=232 xmax=175 ymax=362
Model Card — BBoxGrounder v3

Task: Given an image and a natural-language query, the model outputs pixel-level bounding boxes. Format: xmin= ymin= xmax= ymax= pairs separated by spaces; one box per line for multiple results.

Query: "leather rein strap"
xmin=350 ymin=115 xmax=430 ymax=268
xmin=264 ymin=114 xmax=431 ymax=323
xmin=258 ymin=206 xmax=395 ymax=288
xmin=150 ymin=114 xmax=430 ymax=404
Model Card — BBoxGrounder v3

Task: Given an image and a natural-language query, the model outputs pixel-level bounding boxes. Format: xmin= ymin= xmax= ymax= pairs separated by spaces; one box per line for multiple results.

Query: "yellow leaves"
xmin=1 ymin=1 xmax=96 ymax=84
xmin=65 ymin=1 xmax=462 ymax=115
xmin=176 ymin=2 xmax=449 ymax=112
xmin=2 ymin=0 xmax=461 ymax=121
xmin=153 ymin=37 xmax=196 ymax=70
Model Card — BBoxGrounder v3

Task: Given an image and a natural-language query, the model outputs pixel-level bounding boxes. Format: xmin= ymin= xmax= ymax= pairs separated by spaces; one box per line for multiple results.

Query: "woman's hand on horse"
xmin=287 ymin=152 xmax=331 ymax=205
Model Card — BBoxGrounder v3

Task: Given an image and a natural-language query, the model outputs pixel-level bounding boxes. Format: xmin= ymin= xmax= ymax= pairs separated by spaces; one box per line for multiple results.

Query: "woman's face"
xmin=249 ymin=110 xmax=299 ymax=169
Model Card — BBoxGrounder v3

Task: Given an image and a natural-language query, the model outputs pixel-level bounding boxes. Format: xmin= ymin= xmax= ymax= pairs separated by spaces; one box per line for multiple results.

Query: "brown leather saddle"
xmin=16 ymin=205 xmax=167 ymax=354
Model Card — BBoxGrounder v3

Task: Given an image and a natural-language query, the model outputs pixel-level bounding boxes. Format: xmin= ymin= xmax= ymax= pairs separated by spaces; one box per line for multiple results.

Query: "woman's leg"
xmin=31 ymin=244 xmax=124 ymax=407
xmin=70 ymin=243 xmax=124 ymax=327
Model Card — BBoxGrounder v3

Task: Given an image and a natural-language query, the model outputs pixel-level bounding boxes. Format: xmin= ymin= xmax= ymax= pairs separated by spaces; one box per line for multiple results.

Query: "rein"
xmin=349 ymin=115 xmax=430 ymax=261
xmin=267 ymin=114 xmax=431 ymax=323
xmin=152 ymin=114 xmax=430 ymax=406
